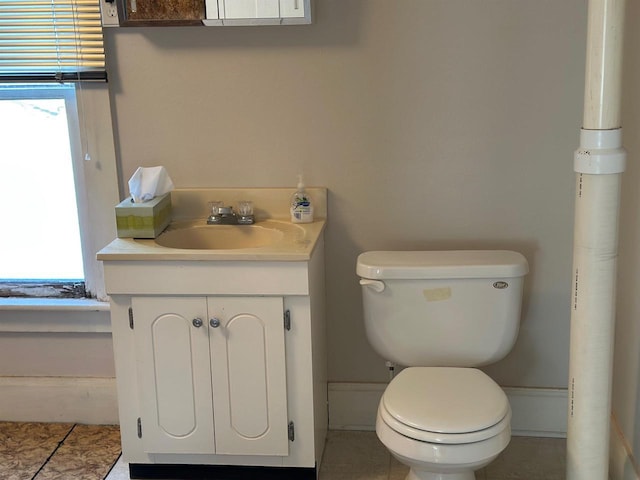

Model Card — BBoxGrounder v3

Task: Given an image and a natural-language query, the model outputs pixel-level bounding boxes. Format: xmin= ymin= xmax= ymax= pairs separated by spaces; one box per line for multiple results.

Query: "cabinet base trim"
xmin=129 ymin=463 xmax=316 ymax=479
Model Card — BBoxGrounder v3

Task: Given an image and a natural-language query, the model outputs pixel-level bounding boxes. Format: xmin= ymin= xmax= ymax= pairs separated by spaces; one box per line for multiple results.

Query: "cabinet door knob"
xmin=210 ymin=318 xmax=221 ymax=328
xmin=192 ymin=318 xmax=203 ymax=328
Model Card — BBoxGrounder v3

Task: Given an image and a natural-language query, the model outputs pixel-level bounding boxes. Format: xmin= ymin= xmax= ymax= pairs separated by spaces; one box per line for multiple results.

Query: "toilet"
xmin=357 ymin=250 xmax=528 ymax=480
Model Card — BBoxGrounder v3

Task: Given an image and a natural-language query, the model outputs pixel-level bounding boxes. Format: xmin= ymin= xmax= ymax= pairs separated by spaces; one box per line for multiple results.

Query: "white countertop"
xmin=97 ymin=218 xmax=325 ymax=262
xmin=98 ymin=187 xmax=327 ymax=262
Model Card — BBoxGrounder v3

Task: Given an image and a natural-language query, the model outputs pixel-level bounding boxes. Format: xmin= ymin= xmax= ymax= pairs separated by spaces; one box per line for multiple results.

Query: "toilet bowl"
xmin=357 ymin=250 xmax=529 ymax=480
xmin=376 ymin=367 xmax=512 ymax=480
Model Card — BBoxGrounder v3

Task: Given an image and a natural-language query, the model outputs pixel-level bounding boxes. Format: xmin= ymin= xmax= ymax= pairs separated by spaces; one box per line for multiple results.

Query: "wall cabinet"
xmin=116 ymin=0 xmax=311 ymax=26
xmin=133 ymin=296 xmax=288 ymax=456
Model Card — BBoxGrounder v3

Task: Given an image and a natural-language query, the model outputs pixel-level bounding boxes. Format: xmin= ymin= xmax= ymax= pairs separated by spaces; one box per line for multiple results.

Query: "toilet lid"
xmin=381 ymin=367 xmax=510 ymax=436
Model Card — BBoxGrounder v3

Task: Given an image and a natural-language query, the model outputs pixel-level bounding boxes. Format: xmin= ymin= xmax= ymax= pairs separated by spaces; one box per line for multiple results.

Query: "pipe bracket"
xmin=574 ymin=128 xmax=626 ymax=174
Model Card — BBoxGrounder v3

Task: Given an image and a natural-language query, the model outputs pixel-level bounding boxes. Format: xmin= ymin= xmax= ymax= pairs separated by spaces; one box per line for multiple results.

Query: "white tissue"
xmin=128 ymin=166 xmax=174 ymax=203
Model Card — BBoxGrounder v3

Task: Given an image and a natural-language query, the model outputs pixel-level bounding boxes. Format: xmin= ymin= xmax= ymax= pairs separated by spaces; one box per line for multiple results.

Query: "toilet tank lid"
xmin=357 ymin=250 xmax=528 ymax=280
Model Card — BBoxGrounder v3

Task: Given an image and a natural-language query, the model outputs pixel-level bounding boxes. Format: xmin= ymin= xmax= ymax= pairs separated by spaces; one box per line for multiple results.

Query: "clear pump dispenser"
xmin=290 ymin=174 xmax=314 ymax=223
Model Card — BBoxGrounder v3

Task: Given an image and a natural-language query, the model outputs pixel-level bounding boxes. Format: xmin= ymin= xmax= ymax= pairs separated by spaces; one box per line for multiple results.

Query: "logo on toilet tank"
xmin=493 ymin=281 xmax=509 ymax=289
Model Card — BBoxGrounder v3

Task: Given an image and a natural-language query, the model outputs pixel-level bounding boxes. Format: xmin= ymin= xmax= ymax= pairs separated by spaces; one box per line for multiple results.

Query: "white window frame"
xmin=0 ymin=82 xmax=120 ymax=302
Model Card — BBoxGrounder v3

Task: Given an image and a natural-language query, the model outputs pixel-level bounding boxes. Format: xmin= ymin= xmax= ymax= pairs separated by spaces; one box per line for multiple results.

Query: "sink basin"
xmin=155 ymin=223 xmax=285 ymax=250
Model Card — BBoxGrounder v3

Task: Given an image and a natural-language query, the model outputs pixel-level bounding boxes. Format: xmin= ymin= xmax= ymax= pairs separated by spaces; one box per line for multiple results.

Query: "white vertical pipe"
xmin=582 ymin=0 xmax=625 ymax=130
xmin=567 ymin=1 xmax=626 ymax=479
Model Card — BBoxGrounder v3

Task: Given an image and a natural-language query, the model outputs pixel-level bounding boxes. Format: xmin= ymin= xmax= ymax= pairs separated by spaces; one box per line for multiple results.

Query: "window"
xmin=0 ymin=83 xmax=86 ymax=296
xmin=0 ymin=1 xmax=119 ymax=301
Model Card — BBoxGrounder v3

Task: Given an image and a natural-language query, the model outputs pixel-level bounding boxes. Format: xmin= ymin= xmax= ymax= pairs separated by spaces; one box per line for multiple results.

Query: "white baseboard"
xmin=0 ymin=376 xmax=119 ymax=424
xmin=610 ymin=414 xmax=640 ymax=480
xmin=504 ymin=386 xmax=567 ymax=437
xmin=328 ymin=383 xmax=384 ymax=431
xmin=328 ymin=382 xmax=568 ymax=438
xmin=0 ymin=376 xmax=571 ymax=438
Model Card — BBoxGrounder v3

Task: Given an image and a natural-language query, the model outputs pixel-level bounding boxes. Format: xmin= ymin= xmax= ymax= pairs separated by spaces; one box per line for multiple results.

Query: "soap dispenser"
xmin=290 ymin=174 xmax=314 ymax=224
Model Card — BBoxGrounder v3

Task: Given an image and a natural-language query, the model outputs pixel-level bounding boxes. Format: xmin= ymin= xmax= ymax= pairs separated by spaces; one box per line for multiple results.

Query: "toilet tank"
xmin=357 ymin=250 xmax=528 ymax=367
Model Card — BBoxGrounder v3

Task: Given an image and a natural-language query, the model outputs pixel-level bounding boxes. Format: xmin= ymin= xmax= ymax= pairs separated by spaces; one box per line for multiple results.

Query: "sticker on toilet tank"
xmin=423 ymin=287 xmax=451 ymax=301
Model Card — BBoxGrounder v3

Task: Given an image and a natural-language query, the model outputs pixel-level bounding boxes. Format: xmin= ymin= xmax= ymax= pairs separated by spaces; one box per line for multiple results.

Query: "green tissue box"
xmin=115 ymin=193 xmax=172 ymax=238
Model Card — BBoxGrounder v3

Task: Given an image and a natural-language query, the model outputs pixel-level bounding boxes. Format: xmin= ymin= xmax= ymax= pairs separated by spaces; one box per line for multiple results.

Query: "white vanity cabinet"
xmin=100 ymin=235 xmax=326 ymax=478
xmin=133 ymin=296 xmax=289 ymax=457
xmin=98 ymin=187 xmax=327 ymax=478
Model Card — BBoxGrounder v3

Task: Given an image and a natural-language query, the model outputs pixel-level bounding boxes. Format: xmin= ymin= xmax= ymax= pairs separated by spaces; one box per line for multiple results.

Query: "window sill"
xmin=0 ymin=297 xmax=109 ymax=311
xmin=0 ymin=298 xmax=111 ymax=333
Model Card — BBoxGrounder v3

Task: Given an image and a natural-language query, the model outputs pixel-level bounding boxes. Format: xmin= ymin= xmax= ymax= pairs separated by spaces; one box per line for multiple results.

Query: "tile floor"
xmin=0 ymin=422 xmax=121 ymax=480
xmin=0 ymin=422 xmax=565 ymax=479
xmin=318 ymin=430 xmax=566 ymax=480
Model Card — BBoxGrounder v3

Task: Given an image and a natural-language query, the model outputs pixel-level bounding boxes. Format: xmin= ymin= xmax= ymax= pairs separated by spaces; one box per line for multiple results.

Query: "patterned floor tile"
xmin=0 ymin=422 xmax=73 ymax=480
xmin=34 ymin=424 xmax=121 ymax=480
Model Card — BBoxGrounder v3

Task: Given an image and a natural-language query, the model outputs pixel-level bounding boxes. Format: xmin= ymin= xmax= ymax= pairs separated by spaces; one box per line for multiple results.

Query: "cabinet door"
xmin=219 ymin=0 xmax=280 ymax=19
xmin=133 ymin=297 xmax=215 ymax=454
xmin=205 ymin=0 xmax=219 ymax=19
xmin=208 ymin=297 xmax=289 ymax=455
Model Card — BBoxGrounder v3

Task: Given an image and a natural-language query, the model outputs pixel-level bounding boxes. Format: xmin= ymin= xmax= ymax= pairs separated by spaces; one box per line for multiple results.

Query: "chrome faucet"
xmin=207 ymin=202 xmax=254 ymax=225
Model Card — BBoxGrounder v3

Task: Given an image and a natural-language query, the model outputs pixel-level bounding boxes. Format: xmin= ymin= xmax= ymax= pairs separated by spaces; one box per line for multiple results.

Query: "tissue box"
xmin=115 ymin=193 xmax=172 ymax=238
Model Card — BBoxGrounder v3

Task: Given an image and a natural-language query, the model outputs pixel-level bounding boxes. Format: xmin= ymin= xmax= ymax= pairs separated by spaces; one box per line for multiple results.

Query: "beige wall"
xmin=105 ymin=0 xmax=587 ymax=387
xmin=613 ymin=0 xmax=640 ymax=470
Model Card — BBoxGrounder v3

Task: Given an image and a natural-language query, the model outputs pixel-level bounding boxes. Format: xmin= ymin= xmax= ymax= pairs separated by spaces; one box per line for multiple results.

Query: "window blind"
xmin=0 ymin=0 xmax=106 ymax=82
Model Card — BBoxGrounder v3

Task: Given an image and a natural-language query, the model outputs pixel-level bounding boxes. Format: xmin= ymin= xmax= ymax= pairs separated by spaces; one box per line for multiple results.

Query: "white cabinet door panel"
xmin=226 ymin=312 xmax=269 ymax=437
xmin=209 ymin=296 xmax=288 ymax=456
xmin=133 ymin=297 xmax=215 ymax=454
xmin=220 ymin=0 xmax=280 ymax=19
xmin=205 ymin=0 xmax=219 ymax=19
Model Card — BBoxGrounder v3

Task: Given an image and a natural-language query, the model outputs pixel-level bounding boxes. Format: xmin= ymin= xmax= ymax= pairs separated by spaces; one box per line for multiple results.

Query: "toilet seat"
xmin=380 ymin=367 xmax=511 ymax=444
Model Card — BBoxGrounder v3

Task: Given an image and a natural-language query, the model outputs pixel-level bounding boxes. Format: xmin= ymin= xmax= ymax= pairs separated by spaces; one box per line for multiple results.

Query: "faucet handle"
xmin=208 ymin=201 xmax=224 ymax=215
xmin=237 ymin=200 xmax=253 ymax=216
xmin=236 ymin=200 xmax=255 ymax=224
